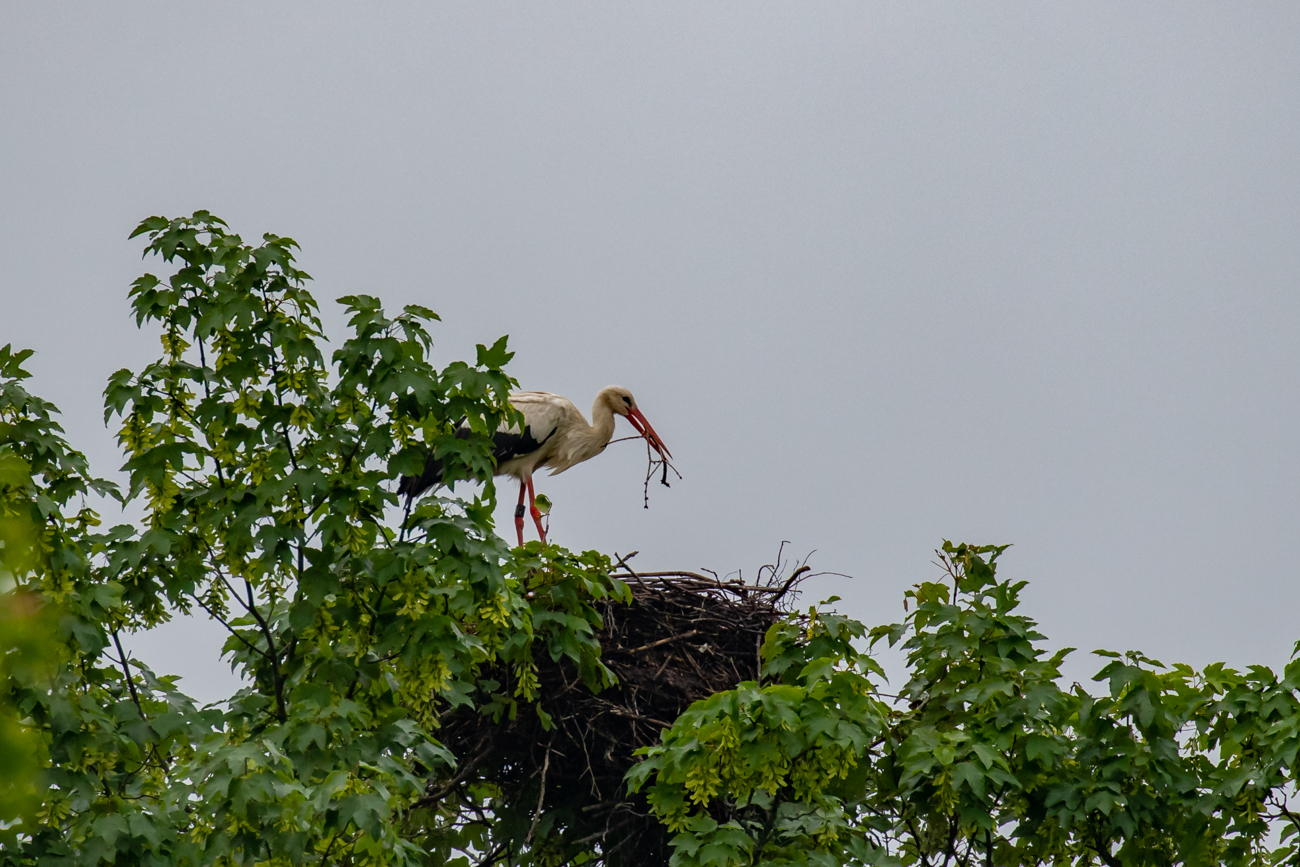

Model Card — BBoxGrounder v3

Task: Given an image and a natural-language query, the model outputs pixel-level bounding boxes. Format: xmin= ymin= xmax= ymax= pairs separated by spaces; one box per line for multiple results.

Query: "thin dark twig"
xmin=639 ymin=437 xmax=681 ymax=509
xmin=602 ymin=706 xmax=674 ymax=728
xmin=566 ymin=818 xmax=637 ymax=853
xmin=418 ymin=731 xmax=495 ymax=806
xmin=525 ymin=739 xmax=553 ymax=847
xmin=612 ymin=569 xmax=794 ymax=594
xmin=770 ymin=565 xmax=811 ymax=604
xmin=111 ymin=630 xmax=173 ymax=773
xmin=622 ymin=630 xmax=699 ymax=654
xmin=612 ymin=552 xmax=641 ymax=581
xmin=111 ymin=630 xmax=146 ymax=720
xmin=318 ymin=830 xmax=343 ymax=864
xmin=185 ymin=591 xmax=272 ymax=660
xmin=474 ymin=841 xmax=510 ymax=867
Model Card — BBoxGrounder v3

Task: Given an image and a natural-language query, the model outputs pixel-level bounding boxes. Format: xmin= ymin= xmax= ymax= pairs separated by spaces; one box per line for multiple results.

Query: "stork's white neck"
xmin=544 ymin=386 xmax=625 ymax=475
xmin=569 ymin=390 xmax=618 ymax=464
xmin=588 ymin=392 xmax=618 ymax=451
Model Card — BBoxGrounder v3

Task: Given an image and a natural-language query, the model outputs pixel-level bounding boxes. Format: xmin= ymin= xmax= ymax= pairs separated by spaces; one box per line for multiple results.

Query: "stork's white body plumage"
xmin=399 ymin=385 xmax=671 ymax=546
xmin=499 ymin=391 xmax=617 ymax=478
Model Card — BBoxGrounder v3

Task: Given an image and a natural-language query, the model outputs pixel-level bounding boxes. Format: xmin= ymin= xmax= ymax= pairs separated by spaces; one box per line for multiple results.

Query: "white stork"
xmin=398 ymin=386 xmax=672 ymax=546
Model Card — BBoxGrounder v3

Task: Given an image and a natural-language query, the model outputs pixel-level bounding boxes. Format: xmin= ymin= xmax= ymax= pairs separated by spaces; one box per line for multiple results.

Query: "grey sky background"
xmin=4 ymin=4 xmax=1299 ymax=704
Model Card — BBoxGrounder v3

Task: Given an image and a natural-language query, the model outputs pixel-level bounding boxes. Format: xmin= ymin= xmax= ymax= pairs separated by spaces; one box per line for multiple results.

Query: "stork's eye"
xmin=622 ymin=396 xmax=632 ymax=406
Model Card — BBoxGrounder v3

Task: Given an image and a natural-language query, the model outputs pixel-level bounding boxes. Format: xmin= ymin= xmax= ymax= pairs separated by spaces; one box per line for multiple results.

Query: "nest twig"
xmin=428 ymin=549 xmax=816 ymax=866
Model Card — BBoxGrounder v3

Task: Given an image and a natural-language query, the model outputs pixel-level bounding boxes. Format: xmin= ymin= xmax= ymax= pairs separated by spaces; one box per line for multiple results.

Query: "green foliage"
xmin=9 ymin=212 xmax=1300 ymax=866
xmin=0 ymin=214 xmax=622 ymax=866
xmin=629 ymin=605 xmax=888 ymax=862
xmin=0 ymin=576 xmax=55 ymax=829
xmin=633 ymin=543 xmax=1300 ymax=867
xmin=0 ymin=345 xmax=105 ymax=831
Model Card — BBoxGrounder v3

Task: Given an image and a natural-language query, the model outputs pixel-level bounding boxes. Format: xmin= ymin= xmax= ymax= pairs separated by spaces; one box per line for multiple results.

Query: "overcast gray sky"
xmin=4 ymin=4 xmax=1300 ymax=703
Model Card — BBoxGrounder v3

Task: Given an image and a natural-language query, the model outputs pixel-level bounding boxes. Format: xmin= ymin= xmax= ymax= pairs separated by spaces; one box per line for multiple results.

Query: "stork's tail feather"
xmin=399 ymin=425 xmax=475 ymax=502
xmin=398 ymin=457 xmax=445 ymax=503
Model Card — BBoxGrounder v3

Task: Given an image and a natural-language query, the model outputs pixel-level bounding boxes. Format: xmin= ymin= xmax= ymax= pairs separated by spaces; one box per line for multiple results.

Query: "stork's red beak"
xmin=626 ymin=408 xmax=672 ymax=460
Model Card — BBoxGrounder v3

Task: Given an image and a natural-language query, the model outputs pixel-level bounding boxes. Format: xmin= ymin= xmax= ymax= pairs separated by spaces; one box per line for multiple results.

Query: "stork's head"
xmin=599 ymin=385 xmax=672 ymax=460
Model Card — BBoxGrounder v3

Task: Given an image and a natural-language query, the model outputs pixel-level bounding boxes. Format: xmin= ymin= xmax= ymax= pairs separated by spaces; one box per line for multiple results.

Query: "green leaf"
xmin=475 ymin=335 xmax=514 ymax=370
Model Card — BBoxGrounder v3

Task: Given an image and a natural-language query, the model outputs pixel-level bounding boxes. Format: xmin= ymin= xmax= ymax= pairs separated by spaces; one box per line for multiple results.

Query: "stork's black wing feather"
xmin=398 ymin=424 xmax=555 ymax=501
xmin=397 ymin=427 xmax=471 ymax=501
xmin=488 ymin=425 xmax=552 ymax=463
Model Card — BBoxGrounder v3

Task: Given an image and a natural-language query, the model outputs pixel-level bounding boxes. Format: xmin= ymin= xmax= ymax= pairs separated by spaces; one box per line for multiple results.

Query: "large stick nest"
xmin=431 ymin=556 xmax=811 ymax=866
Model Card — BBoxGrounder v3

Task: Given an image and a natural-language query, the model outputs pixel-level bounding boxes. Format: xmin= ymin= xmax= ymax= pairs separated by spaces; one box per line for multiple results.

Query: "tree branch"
xmin=111 ymin=629 xmax=146 ymax=719
xmin=524 ymin=739 xmax=553 ymax=847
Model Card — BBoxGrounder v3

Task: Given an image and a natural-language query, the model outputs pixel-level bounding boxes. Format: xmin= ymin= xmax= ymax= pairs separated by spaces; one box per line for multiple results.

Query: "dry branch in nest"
xmin=429 ymin=549 xmax=814 ymax=866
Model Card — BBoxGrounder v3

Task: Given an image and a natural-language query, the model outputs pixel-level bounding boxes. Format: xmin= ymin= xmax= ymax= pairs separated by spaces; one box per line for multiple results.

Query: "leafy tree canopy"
xmin=3 ymin=213 xmax=1300 ymax=867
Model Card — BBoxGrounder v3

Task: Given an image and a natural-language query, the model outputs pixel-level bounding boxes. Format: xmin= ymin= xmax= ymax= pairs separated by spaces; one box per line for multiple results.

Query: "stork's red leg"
xmin=526 ymin=475 xmax=547 ymax=545
xmin=514 ymin=479 xmax=527 ymax=547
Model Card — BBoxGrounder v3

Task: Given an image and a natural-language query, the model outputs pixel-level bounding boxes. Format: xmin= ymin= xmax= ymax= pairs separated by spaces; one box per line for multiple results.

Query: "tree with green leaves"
xmin=633 ymin=543 xmax=1300 ymax=866
xmin=0 ymin=212 xmax=627 ymax=866
xmin=4 ymin=213 xmax=1300 ymax=867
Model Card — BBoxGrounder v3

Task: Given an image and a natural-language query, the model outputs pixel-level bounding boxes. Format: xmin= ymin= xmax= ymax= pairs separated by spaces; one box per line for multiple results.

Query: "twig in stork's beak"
xmin=625 ymin=408 xmax=672 ymax=460
xmin=641 ymin=433 xmax=682 ymax=509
